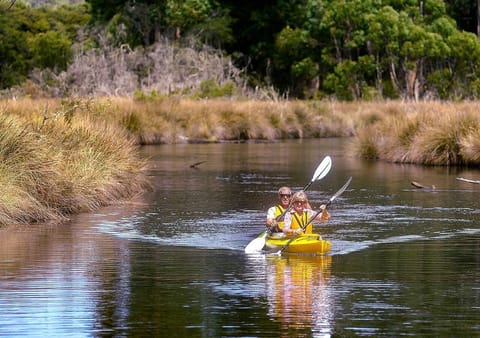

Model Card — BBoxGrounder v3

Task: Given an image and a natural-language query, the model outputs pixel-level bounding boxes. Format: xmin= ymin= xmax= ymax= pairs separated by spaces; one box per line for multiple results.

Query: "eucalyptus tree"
xmin=291 ymin=0 xmax=480 ymax=100
xmin=0 ymin=1 xmax=89 ymax=89
xmin=86 ymin=0 xmax=233 ymax=48
xmin=391 ymin=0 xmax=480 ymax=100
xmin=0 ymin=5 xmax=29 ymax=88
xmin=364 ymin=6 xmax=401 ymax=97
xmin=274 ymin=26 xmax=318 ymax=96
xmin=318 ymin=0 xmax=375 ymax=99
xmin=440 ymin=30 xmax=480 ymax=99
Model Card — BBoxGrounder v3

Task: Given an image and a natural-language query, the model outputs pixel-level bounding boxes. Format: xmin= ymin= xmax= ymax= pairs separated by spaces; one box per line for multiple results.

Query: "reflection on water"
xmin=265 ymin=255 xmax=333 ymax=337
xmin=0 ymin=220 xmax=131 ymax=337
xmin=0 ymin=139 xmax=479 ymax=337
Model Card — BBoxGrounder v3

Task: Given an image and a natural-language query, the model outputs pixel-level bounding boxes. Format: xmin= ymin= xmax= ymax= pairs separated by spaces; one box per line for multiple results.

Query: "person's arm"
xmin=309 ymin=205 xmax=330 ymax=222
xmin=282 ymin=212 xmax=292 ymax=234
xmin=266 ymin=206 xmax=276 ymax=226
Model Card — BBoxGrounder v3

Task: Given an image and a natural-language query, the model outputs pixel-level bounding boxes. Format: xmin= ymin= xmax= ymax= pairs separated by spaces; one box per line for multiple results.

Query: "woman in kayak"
xmin=266 ymin=186 xmax=292 ymax=233
xmin=283 ymin=191 xmax=329 ymax=236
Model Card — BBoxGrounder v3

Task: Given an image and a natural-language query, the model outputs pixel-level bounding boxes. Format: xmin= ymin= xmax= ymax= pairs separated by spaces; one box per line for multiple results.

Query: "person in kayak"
xmin=283 ymin=191 xmax=329 ymax=236
xmin=266 ymin=187 xmax=292 ymax=233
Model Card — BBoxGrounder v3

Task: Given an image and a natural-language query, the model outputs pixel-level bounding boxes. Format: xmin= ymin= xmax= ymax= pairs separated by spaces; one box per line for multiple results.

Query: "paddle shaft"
xmin=274 ymin=156 xmax=332 ymax=222
xmin=276 ymin=177 xmax=352 ymax=255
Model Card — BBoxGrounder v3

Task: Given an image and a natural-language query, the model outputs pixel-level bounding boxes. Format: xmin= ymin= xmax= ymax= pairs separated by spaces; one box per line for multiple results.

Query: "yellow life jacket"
xmin=291 ymin=211 xmax=313 ymax=234
xmin=273 ymin=205 xmax=287 ymax=230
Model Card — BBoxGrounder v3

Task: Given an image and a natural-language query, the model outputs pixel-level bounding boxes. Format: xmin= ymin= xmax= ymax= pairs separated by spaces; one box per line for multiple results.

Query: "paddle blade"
xmin=312 ymin=156 xmax=332 ymax=182
xmin=328 ymin=176 xmax=352 ymax=204
xmin=244 ymin=231 xmax=267 ymax=253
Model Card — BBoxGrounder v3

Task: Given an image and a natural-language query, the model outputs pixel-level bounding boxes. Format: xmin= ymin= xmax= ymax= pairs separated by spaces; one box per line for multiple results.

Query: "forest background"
xmin=2 ymin=0 xmax=480 ymax=101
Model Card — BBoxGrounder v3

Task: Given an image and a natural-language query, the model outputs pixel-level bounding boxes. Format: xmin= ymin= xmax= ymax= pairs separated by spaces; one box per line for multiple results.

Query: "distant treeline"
xmin=1 ymin=0 xmax=480 ymax=100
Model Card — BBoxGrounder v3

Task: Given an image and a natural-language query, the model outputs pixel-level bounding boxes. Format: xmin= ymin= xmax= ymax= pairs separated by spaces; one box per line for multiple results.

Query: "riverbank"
xmin=1 ymin=98 xmax=478 ymax=225
xmin=93 ymin=97 xmax=480 ymax=166
xmin=0 ymin=99 xmax=149 ymax=226
xmin=350 ymin=101 xmax=480 ymax=165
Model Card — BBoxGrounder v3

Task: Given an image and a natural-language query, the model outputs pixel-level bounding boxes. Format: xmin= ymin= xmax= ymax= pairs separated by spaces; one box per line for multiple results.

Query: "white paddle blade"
xmin=312 ymin=156 xmax=332 ymax=182
xmin=244 ymin=232 xmax=267 ymax=253
xmin=329 ymin=176 xmax=352 ymax=204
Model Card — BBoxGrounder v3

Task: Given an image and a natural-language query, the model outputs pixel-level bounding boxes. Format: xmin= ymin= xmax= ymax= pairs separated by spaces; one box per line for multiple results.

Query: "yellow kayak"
xmin=264 ymin=233 xmax=332 ymax=255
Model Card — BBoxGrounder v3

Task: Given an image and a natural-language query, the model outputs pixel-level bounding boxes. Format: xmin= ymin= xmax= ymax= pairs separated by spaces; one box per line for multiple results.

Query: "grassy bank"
xmin=0 ymin=99 xmax=148 ymax=226
xmin=1 ymin=98 xmax=478 ymax=225
xmin=350 ymin=101 xmax=480 ymax=165
xmin=96 ymin=98 xmax=480 ymax=166
xmin=102 ymin=97 xmax=358 ymax=143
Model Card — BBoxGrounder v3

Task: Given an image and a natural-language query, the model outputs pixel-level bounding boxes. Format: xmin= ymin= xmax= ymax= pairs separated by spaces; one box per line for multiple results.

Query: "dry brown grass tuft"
xmin=460 ymin=128 xmax=480 ymax=163
xmin=0 ymin=99 xmax=148 ymax=226
xmin=353 ymin=101 xmax=480 ymax=165
xmin=101 ymin=98 xmax=358 ymax=143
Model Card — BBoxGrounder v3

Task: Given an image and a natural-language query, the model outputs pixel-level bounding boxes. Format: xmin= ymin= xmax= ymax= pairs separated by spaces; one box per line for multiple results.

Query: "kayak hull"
xmin=265 ymin=233 xmax=331 ymax=255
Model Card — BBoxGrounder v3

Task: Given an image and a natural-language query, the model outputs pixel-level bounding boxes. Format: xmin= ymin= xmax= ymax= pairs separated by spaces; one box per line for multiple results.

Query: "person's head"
xmin=291 ymin=191 xmax=308 ymax=213
xmin=277 ymin=186 xmax=292 ymax=207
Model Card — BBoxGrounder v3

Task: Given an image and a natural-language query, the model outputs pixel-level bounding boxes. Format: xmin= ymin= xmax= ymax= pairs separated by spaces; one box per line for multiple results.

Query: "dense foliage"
xmin=0 ymin=2 xmax=89 ymax=88
xmin=1 ymin=0 xmax=480 ymax=100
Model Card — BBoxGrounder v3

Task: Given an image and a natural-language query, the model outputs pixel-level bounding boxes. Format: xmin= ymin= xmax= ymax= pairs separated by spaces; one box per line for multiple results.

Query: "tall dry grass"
xmin=99 ymin=98 xmax=478 ymax=166
xmin=351 ymin=101 xmax=480 ymax=165
xmin=1 ymin=98 xmax=479 ymax=227
xmin=0 ymin=99 xmax=148 ymax=226
xmin=96 ymin=97 xmax=356 ymax=143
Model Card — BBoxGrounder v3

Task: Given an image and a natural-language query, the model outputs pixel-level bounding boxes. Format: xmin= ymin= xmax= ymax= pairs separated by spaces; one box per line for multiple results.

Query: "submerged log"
xmin=456 ymin=177 xmax=480 ymax=184
xmin=411 ymin=181 xmax=436 ymax=190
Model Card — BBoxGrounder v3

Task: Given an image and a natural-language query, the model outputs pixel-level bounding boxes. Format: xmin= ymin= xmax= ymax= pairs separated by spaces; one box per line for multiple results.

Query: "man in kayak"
xmin=283 ymin=191 xmax=329 ymax=236
xmin=266 ymin=187 xmax=292 ymax=233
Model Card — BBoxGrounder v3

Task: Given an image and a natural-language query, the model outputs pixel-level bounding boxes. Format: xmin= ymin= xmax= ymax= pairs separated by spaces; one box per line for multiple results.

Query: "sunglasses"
xmin=294 ymin=201 xmax=306 ymax=205
xmin=279 ymin=194 xmax=291 ymax=198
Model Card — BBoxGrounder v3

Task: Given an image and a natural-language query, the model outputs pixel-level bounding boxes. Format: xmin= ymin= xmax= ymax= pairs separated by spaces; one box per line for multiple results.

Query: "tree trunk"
xmin=406 ymin=68 xmax=416 ymax=100
xmin=375 ymin=53 xmax=383 ymax=97
xmin=389 ymin=60 xmax=400 ymax=93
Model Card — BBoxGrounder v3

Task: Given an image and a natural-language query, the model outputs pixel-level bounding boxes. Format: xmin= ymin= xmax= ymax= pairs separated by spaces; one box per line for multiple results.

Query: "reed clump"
xmin=351 ymin=101 xmax=480 ymax=165
xmin=0 ymin=99 xmax=148 ymax=226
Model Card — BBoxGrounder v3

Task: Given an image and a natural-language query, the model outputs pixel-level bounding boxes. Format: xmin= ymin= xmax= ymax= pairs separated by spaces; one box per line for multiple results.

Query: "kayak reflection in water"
xmin=283 ymin=191 xmax=330 ymax=236
xmin=266 ymin=255 xmax=334 ymax=335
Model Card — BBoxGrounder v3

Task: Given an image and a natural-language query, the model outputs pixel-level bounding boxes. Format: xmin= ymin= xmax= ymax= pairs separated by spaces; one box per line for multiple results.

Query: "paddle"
xmin=275 ymin=176 xmax=352 ymax=255
xmin=244 ymin=156 xmax=332 ymax=254
xmin=275 ymin=155 xmax=332 ymax=223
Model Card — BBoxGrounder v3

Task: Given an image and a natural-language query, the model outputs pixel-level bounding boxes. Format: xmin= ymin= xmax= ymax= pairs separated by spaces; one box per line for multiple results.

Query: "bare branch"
xmin=6 ymin=0 xmax=16 ymax=10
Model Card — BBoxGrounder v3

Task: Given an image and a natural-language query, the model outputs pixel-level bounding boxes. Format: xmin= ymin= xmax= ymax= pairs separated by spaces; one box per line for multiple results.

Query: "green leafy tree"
xmin=87 ymin=0 xmax=233 ymax=47
xmin=0 ymin=8 xmax=29 ymax=88
xmin=274 ymin=25 xmax=318 ymax=96
xmin=365 ymin=6 xmax=401 ymax=97
xmin=165 ymin=0 xmax=212 ymax=39
xmin=0 ymin=3 xmax=89 ymax=89
xmin=28 ymin=31 xmax=72 ymax=70
xmin=443 ymin=30 xmax=480 ymax=98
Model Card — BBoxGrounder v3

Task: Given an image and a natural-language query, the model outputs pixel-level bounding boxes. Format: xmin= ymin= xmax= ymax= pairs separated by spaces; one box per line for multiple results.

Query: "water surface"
xmin=0 ymin=139 xmax=478 ymax=337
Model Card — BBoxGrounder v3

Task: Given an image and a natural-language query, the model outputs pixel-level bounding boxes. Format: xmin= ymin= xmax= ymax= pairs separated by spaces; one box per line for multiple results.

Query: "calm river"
xmin=0 ymin=139 xmax=479 ymax=337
